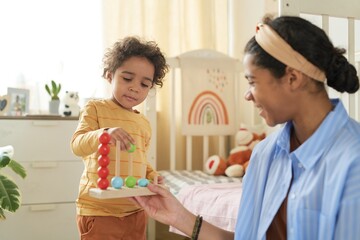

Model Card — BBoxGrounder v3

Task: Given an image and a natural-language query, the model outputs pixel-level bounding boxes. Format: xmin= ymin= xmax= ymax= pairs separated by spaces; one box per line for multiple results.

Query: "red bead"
xmin=97 ymin=166 xmax=109 ymax=178
xmin=99 ymin=132 xmax=111 ymax=144
xmin=97 ymin=178 xmax=109 ymax=190
xmin=98 ymin=155 xmax=110 ymax=167
xmin=98 ymin=144 xmax=110 ymax=155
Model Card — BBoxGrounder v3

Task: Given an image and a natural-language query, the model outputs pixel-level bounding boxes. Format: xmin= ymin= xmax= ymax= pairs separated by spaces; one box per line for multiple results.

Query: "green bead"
xmin=128 ymin=144 xmax=136 ymax=153
xmin=125 ymin=176 xmax=137 ymax=188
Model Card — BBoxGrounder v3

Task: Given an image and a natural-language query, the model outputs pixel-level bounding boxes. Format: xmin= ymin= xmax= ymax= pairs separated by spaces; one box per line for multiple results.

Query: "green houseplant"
xmin=0 ymin=146 xmax=26 ymax=220
xmin=45 ymin=80 xmax=61 ymax=100
xmin=45 ymin=80 xmax=61 ymax=114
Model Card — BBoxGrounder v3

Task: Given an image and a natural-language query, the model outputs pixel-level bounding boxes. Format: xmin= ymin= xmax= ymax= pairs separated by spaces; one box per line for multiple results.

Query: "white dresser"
xmin=0 ymin=117 xmax=83 ymax=240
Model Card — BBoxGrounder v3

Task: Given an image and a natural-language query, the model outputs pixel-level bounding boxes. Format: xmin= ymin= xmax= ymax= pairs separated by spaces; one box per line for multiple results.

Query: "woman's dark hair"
xmin=244 ymin=16 xmax=359 ymax=93
xmin=102 ymin=36 xmax=169 ymax=88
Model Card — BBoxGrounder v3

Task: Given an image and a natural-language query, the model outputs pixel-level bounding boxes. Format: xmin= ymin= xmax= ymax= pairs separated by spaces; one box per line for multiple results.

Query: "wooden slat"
xmin=279 ymin=0 xmax=360 ymax=18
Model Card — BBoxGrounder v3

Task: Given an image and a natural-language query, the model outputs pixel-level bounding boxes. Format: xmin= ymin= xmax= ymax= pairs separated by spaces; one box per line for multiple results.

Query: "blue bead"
xmin=111 ymin=176 xmax=123 ymax=189
xmin=138 ymin=178 xmax=149 ymax=187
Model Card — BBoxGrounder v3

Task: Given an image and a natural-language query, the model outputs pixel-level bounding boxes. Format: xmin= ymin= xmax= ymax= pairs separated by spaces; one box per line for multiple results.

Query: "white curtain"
xmin=0 ymin=0 xmax=104 ymax=114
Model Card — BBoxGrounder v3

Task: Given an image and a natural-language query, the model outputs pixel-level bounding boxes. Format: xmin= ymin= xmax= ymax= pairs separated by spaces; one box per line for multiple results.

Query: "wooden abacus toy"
xmin=89 ymin=132 xmax=161 ymax=199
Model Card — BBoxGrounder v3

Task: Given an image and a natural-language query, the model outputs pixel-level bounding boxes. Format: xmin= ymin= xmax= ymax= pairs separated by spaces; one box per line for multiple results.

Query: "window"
xmin=0 ymin=0 xmax=104 ymax=113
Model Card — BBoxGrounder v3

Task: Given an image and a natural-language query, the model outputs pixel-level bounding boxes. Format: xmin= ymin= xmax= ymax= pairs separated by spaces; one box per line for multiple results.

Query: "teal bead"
xmin=138 ymin=178 xmax=149 ymax=187
xmin=111 ymin=176 xmax=123 ymax=189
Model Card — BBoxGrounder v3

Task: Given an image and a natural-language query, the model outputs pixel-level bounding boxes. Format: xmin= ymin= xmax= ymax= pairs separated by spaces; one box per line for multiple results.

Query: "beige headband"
xmin=255 ymin=23 xmax=326 ymax=82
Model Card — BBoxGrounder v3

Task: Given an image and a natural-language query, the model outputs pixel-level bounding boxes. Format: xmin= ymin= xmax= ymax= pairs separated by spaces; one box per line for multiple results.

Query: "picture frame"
xmin=7 ymin=87 xmax=30 ymax=116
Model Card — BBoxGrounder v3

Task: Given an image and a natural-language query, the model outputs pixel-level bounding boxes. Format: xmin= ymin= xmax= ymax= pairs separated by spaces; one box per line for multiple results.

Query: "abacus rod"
xmin=128 ymin=152 xmax=133 ymax=176
xmin=115 ymin=140 xmax=120 ymax=177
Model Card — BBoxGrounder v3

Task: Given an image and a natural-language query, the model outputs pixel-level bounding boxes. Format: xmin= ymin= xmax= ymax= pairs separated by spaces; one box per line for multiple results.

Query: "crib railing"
xmin=167 ymin=50 xmax=243 ymax=171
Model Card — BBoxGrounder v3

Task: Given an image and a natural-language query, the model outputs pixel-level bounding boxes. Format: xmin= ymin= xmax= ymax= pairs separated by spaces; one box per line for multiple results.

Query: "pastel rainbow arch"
xmin=188 ymin=91 xmax=229 ymax=125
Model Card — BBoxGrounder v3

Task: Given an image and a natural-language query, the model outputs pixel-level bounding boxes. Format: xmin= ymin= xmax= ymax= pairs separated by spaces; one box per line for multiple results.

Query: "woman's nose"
xmin=244 ymin=89 xmax=253 ymax=101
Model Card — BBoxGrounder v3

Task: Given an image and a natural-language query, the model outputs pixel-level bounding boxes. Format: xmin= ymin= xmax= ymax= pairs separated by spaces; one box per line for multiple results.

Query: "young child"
xmin=71 ymin=36 xmax=169 ymax=240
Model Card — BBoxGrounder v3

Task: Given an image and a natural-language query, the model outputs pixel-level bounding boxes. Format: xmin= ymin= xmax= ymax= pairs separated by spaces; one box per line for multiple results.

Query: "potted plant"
xmin=45 ymin=80 xmax=61 ymax=115
xmin=0 ymin=145 xmax=26 ymax=220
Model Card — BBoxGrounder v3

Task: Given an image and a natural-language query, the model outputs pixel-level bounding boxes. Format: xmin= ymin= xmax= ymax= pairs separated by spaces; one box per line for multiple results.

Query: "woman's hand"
xmin=132 ymin=183 xmax=188 ymax=226
xmin=133 ymin=183 xmax=235 ymax=240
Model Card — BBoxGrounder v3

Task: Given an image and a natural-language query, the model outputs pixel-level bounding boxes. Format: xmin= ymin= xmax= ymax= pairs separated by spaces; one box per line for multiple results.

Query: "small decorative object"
xmin=0 ymin=95 xmax=10 ymax=116
xmin=7 ymin=88 xmax=30 ymax=116
xmin=0 ymin=145 xmax=27 ymax=220
xmin=45 ymin=80 xmax=61 ymax=115
xmin=59 ymin=91 xmax=80 ymax=117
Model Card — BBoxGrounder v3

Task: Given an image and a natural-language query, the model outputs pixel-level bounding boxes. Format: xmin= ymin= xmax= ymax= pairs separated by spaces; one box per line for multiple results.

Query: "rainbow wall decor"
xmin=179 ymin=53 xmax=237 ymax=135
xmin=188 ymin=90 xmax=229 ymax=125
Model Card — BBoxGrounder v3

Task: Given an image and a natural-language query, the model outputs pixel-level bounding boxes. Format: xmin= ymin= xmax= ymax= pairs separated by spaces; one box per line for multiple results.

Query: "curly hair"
xmin=102 ymin=36 xmax=169 ymax=88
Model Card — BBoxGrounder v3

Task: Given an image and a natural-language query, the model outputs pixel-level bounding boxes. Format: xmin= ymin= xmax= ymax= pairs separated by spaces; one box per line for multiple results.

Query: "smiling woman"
xmin=0 ymin=0 xmax=104 ymax=114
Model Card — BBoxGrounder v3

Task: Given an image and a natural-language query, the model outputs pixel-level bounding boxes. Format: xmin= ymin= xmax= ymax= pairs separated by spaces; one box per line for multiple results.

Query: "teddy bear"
xmin=205 ymin=125 xmax=266 ymax=177
xmin=60 ymin=91 xmax=80 ymax=117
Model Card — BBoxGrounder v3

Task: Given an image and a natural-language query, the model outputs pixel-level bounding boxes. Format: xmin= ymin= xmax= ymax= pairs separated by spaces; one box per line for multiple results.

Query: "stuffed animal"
xmin=205 ymin=125 xmax=266 ymax=177
xmin=60 ymin=91 xmax=80 ymax=117
xmin=225 ymin=126 xmax=265 ymax=177
xmin=205 ymin=155 xmax=227 ymax=175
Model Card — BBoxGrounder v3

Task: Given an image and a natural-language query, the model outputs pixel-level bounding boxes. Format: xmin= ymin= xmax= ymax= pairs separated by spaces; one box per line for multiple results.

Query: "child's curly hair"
xmin=102 ymin=36 xmax=169 ymax=88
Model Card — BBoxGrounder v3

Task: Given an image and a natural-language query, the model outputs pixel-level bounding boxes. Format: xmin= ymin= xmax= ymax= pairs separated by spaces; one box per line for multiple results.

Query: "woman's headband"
xmin=255 ymin=23 xmax=326 ymax=82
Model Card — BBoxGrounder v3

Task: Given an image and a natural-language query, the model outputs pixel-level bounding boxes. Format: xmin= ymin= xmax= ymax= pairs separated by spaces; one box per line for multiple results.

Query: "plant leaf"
xmin=0 ymin=175 xmax=21 ymax=215
xmin=45 ymin=84 xmax=51 ymax=96
xmin=8 ymin=160 xmax=26 ymax=179
xmin=0 ymin=155 xmax=10 ymax=168
xmin=51 ymin=80 xmax=57 ymax=90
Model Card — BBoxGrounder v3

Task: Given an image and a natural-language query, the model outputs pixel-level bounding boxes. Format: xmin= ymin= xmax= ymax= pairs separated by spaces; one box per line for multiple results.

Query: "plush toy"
xmin=60 ymin=91 xmax=80 ymax=117
xmin=225 ymin=127 xmax=265 ymax=177
xmin=205 ymin=125 xmax=266 ymax=177
xmin=205 ymin=155 xmax=227 ymax=175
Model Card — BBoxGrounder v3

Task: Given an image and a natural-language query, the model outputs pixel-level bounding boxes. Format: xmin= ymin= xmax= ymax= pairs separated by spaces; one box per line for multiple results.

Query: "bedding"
xmin=159 ymin=170 xmax=242 ymax=195
xmin=169 ymin=182 xmax=243 ymax=236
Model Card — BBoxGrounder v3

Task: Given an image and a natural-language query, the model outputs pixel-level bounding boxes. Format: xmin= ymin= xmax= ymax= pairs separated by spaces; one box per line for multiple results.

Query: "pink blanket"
xmin=170 ymin=182 xmax=242 ymax=236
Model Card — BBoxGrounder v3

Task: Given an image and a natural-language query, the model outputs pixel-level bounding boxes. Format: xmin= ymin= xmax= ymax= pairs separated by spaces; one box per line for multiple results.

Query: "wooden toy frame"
xmin=89 ymin=186 xmax=158 ymax=199
xmin=89 ymin=135 xmax=164 ymax=199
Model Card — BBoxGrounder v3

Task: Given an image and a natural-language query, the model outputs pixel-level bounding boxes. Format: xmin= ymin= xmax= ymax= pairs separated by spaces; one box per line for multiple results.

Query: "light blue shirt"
xmin=235 ymin=99 xmax=360 ymax=240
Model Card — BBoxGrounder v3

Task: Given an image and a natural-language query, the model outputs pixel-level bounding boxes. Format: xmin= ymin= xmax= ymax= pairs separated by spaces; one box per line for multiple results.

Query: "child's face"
xmin=109 ymin=56 xmax=154 ymax=111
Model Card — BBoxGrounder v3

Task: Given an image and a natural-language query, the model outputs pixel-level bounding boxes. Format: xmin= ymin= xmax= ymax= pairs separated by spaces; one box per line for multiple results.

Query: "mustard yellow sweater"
xmin=71 ymin=99 xmax=158 ymax=217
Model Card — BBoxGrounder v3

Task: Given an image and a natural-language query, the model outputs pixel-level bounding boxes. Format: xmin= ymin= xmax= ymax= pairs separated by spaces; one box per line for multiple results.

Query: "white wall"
xmin=228 ymin=0 xmax=278 ymax=127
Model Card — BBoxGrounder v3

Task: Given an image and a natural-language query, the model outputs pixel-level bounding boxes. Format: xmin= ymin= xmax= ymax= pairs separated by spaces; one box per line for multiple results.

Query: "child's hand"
xmin=106 ymin=127 xmax=135 ymax=151
xmin=155 ymin=175 xmax=165 ymax=185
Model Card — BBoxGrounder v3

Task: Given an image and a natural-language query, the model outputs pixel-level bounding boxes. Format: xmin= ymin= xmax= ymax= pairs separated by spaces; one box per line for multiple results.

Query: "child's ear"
xmin=106 ymin=71 xmax=113 ymax=82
